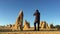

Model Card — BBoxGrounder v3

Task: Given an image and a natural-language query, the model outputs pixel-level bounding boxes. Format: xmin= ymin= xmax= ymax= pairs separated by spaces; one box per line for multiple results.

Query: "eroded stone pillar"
xmin=15 ymin=10 xmax=23 ymax=31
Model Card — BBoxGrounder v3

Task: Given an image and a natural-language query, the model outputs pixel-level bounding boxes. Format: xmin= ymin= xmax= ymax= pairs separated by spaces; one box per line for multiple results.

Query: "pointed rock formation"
xmin=12 ymin=10 xmax=23 ymax=31
xmin=23 ymin=20 xmax=30 ymax=30
xmin=40 ymin=21 xmax=49 ymax=29
xmin=49 ymin=24 xmax=54 ymax=28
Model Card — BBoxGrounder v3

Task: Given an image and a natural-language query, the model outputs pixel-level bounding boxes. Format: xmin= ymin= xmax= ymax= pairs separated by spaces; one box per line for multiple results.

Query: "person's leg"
xmin=20 ymin=25 xmax=21 ymax=30
xmin=21 ymin=27 xmax=23 ymax=31
xmin=20 ymin=25 xmax=22 ymax=31
xmin=34 ymin=23 xmax=36 ymax=30
xmin=38 ymin=22 xmax=40 ymax=31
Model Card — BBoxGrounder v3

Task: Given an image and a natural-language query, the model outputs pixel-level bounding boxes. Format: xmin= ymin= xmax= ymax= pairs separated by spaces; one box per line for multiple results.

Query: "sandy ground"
xmin=0 ymin=31 xmax=60 ymax=34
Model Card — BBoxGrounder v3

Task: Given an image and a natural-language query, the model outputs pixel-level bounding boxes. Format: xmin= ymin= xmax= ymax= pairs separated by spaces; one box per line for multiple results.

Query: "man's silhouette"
xmin=33 ymin=9 xmax=40 ymax=31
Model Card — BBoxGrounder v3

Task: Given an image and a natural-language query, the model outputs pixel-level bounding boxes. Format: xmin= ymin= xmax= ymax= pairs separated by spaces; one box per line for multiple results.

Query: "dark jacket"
xmin=33 ymin=10 xmax=40 ymax=23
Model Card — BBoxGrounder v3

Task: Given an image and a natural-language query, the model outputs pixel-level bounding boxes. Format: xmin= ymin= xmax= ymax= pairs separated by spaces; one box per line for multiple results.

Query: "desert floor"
xmin=0 ymin=31 xmax=60 ymax=34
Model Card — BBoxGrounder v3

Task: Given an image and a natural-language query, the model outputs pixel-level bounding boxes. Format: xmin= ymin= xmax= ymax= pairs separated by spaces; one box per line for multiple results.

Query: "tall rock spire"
xmin=18 ymin=10 xmax=23 ymax=17
xmin=15 ymin=10 xmax=23 ymax=31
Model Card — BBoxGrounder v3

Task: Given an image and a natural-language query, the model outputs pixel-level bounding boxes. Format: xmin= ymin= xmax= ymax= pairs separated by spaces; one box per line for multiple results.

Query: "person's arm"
xmin=33 ymin=13 xmax=35 ymax=16
xmin=33 ymin=11 xmax=37 ymax=16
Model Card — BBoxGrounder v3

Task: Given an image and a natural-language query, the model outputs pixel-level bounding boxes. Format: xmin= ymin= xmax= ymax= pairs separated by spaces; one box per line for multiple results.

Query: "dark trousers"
xmin=20 ymin=25 xmax=23 ymax=31
xmin=34 ymin=22 xmax=40 ymax=31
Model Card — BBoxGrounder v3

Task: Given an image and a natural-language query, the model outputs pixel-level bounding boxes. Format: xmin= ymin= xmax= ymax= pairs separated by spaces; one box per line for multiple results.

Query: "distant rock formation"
xmin=7 ymin=24 xmax=12 ymax=28
xmin=40 ymin=21 xmax=49 ymax=29
xmin=49 ymin=24 xmax=54 ymax=28
xmin=23 ymin=20 xmax=30 ymax=30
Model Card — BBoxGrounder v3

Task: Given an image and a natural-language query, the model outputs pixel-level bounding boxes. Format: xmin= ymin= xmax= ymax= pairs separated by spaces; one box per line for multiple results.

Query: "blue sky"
xmin=0 ymin=0 xmax=60 ymax=26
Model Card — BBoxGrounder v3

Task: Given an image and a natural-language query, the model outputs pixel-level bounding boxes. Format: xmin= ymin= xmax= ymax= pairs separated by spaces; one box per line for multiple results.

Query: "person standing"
xmin=33 ymin=9 xmax=40 ymax=31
